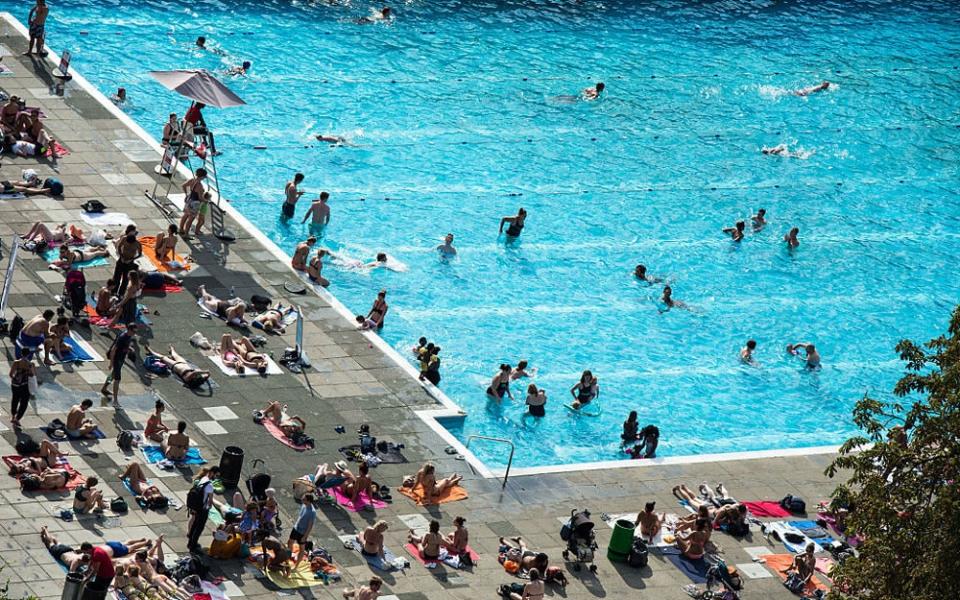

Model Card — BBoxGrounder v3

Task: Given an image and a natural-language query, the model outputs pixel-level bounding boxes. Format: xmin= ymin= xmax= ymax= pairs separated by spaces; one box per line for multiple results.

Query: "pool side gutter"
xmin=7 ymin=11 xmax=840 ymax=479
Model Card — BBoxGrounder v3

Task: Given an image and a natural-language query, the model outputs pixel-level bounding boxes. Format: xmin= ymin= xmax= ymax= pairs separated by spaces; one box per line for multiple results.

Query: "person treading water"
xmin=356 ymin=6 xmax=392 ymax=24
xmin=787 ymin=342 xmax=821 ymax=369
xmin=660 ymin=285 xmax=688 ymax=312
xmin=499 ymin=207 xmax=527 ymax=238
xmin=740 ymin=339 xmax=758 ymax=365
xmin=583 ymin=81 xmax=605 ymax=101
xmin=226 ymin=61 xmax=251 ymax=76
xmin=784 ymin=227 xmax=800 ymax=249
xmin=723 ymin=220 xmax=746 ymax=242
xmin=437 ymin=233 xmax=457 ymax=256
xmin=634 ymin=264 xmax=663 ymax=283
xmin=792 ymin=81 xmax=831 ymax=96
xmin=751 ymin=208 xmax=767 ymax=231
xmin=569 ymin=369 xmax=599 ymax=409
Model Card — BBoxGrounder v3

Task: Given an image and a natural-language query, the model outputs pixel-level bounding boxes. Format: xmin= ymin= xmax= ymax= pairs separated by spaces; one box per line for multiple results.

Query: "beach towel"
xmin=141 ymin=445 xmax=206 ymax=465
xmin=263 ymin=561 xmax=324 ymax=589
xmin=339 ymin=443 xmax=408 ymax=464
xmin=767 ymin=521 xmax=823 ymax=554
xmin=143 ymin=282 xmax=184 ymax=294
xmin=655 ymin=546 xmax=710 ymax=584
xmin=759 ymin=553 xmax=829 ymax=594
xmin=398 ymin=483 xmax=468 ymax=506
xmin=0 ymin=192 xmax=26 ymax=199
xmin=46 ymin=141 xmax=70 ymax=158
xmin=340 ymin=536 xmax=407 ymax=572
xmin=743 ymin=501 xmax=792 ymax=518
xmin=40 ymin=425 xmax=106 ymax=440
xmin=252 ymin=307 xmax=298 ymax=331
xmin=209 ymin=354 xmax=284 ymax=376
xmin=53 ymin=332 xmax=104 ymax=363
xmin=404 ymin=543 xmax=479 ymax=569
xmin=331 ymin=487 xmax=386 ymax=512
xmin=0 ymin=63 xmax=13 ymax=76
xmin=197 ymin=297 xmax=246 ymax=326
xmin=43 ymin=247 xmax=110 ymax=268
xmin=817 ymin=512 xmax=862 ymax=547
xmin=3 ymin=455 xmax=85 ymax=491
xmin=139 ymin=236 xmax=192 ymax=272
xmin=80 ymin=212 xmax=132 ymax=227
xmin=790 ymin=520 xmax=835 ymax=548
xmin=260 ymin=419 xmax=312 ymax=451
xmin=83 ymin=302 xmax=152 ymax=329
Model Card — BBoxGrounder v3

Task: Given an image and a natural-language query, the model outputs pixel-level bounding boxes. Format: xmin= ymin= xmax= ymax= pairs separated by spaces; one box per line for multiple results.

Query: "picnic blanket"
xmin=43 ymin=247 xmax=110 ymax=268
xmin=341 ymin=536 xmax=407 ymax=571
xmin=54 ymin=332 xmax=103 ymax=363
xmin=2 ymin=455 xmax=85 ymax=491
xmin=260 ymin=419 xmax=312 ymax=451
xmin=141 ymin=445 xmax=206 ymax=465
xmin=743 ymin=501 xmax=792 ymax=518
xmin=331 ymin=488 xmax=386 ymax=512
xmin=138 ymin=236 xmax=192 ymax=272
xmin=80 ymin=212 xmax=132 ymax=227
xmin=404 ymin=543 xmax=478 ymax=569
xmin=398 ymin=483 xmax=468 ymax=506
xmin=654 ymin=546 xmax=710 ymax=584
xmin=760 ymin=553 xmax=829 ymax=594
xmin=340 ymin=443 xmax=407 ymax=464
xmin=209 ymin=354 xmax=283 ymax=376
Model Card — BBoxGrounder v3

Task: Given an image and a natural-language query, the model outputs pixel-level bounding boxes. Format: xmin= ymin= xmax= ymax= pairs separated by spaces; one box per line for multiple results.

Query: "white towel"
xmin=208 ymin=354 xmax=283 ymax=376
xmin=80 ymin=212 xmax=133 ymax=227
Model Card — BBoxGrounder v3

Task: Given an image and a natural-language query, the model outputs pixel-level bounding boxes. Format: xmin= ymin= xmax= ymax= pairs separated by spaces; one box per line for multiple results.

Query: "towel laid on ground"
xmin=790 ymin=520 xmax=835 ymax=548
xmin=40 ymin=425 xmax=106 ymax=440
xmin=139 ymin=236 xmax=192 ymax=272
xmin=341 ymin=536 xmax=407 ymax=571
xmin=252 ymin=307 xmax=299 ymax=331
xmin=141 ymin=445 xmax=206 ymax=465
xmin=80 ymin=212 xmax=132 ymax=227
xmin=653 ymin=546 xmax=710 ymax=584
xmin=82 ymin=302 xmax=152 ymax=329
xmin=331 ymin=488 xmax=386 ymax=512
xmin=43 ymin=246 xmax=110 ymax=268
xmin=404 ymin=543 xmax=479 ymax=569
xmin=398 ymin=483 xmax=468 ymax=506
xmin=0 ymin=192 xmax=26 ymax=199
xmin=339 ymin=443 xmax=408 ymax=464
xmin=760 ymin=553 xmax=829 ymax=594
xmin=766 ymin=521 xmax=824 ymax=554
xmin=816 ymin=512 xmax=861 ymax=547
xmin=54 ymin=332 xmax=103 ymax=363
xmin=2 ymin=455 xmax=85 ymax=491
xmin=209 ymin=354 xmax=284 ymax=376
xmin=264 ymin=561 xmax=324 ymax=589
xmin=743 ymin=501 xmax=792 ymax=518
xmin=260 ymin=419 xmax=312 ymax=451
xmin=46 ymin=141 xmax=70 ymax=158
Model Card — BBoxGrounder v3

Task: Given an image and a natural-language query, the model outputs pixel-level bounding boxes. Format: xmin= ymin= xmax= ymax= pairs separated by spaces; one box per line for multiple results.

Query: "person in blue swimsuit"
xmin=499 ymin=208 xmax=527 ymax=238
xmin=570 ymin=370 xmax=599 ymax=409
xmin=486 ymin=364 xmax=513 ymax=402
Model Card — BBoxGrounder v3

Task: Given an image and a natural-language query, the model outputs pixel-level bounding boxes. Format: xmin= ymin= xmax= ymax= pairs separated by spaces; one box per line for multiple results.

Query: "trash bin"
xmin=219 ymin=446 xmax=244 ymax=488
xmin=61 ymin=572 xmax=84 ymax=600
xmin=607 ymin=519 xmax=635 ymax=562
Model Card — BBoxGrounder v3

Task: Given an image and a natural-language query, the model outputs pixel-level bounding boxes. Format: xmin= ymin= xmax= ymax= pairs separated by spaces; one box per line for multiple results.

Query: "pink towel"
xmin=742 ymin=501 xmax=792 ymax=518
xmin=404 ymin=543 xmax=479 ymax=567
xmin=331 ymin=488 xmax=386 ymax=512
xmin=817 ymin=512 xmax=862 ymax=547
xmin=261 ymin=420 xmax=311 ymax=452
xmin=46 ymin=141 xmax=70 ymax=158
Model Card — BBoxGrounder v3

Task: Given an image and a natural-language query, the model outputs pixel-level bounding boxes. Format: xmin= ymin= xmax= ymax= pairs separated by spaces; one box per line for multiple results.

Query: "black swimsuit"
xmin=506 ymin=221 xmax=524 ymax=237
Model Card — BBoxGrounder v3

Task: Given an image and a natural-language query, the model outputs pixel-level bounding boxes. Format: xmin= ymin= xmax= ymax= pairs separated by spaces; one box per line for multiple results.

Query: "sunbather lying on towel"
xmin=56 ymin=244 xmax=109 ymax=268
xmin=139 ymin=269 xmax=182 ymax=291
xmin=20 ymin=466 xmax=71 ymax=490
xmin=673 ymin=483 xmax=734 ymax=517
xmin=22 ymin=222 xmax=85 ymax=245
xmin=120 ymin=461 xmax=167 ymax=506
xmin=144 ymin=345 xmax=210 ymax=388
xmin=6 ymin=439 xmax=65 ymax=475
xmin=98 ymin=537 xmax=153 ymax=558
xmin=676 ymin=505 xmax=712 ymax=533
xmin=403 ymin=462 xmax=462 ymax=504
xmin=40 ymin=526 xmax=88 ymax=571
xmin=220 ymin=333 xmax=268 ymax=374
xmin=117 ymin=543 xmax=190 ymax=600
xmin=261 ymin=401 xmax=306 ymax=438
xmin=254 ymin=304 xmax=294 ymax=333
xmin=198 ymin=285 xmax=247 ymax=326
xmin=498 ymin=536 xmax=549 ymax=573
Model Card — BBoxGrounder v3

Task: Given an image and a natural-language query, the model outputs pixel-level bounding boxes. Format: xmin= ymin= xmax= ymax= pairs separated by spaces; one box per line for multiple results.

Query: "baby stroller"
xmin=246 ymin=459 xmax=281 ymax=529
xmin=62 ymin=267 xmax=87 ymax=320
xmin=561 ymin=509 xmax=598 ymax=572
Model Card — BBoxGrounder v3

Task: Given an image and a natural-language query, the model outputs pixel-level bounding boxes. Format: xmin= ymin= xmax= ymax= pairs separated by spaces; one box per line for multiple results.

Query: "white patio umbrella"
xmin=148 ymin=69 xmax=245 ymax=107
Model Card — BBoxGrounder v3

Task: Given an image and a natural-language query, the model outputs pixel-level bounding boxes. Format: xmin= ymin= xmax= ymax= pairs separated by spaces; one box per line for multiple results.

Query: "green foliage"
xmin=0 ymin=566 xmax=39 ymax=600
xmin=826 ymin=306 xmax=960 ymax=600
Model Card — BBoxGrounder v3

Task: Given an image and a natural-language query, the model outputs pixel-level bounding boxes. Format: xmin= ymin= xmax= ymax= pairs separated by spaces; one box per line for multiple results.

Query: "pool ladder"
xmin=466 ymin=435 xmax=514 ymax=489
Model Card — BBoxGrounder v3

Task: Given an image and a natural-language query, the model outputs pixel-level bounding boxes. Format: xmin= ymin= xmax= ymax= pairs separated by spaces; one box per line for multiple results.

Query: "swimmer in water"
xmin=792 ymin=81 xmax=831 ymax=97
xmin=583 ymin=82 xmax=605 ymax=101
xmin=634 ymin=264 xmax=662 ymax=284
xmin=751 ymin=208 xmax=767 ymax=231
xmin=437 ymin=233 xmax=457 ymax=256
xmin=784 ymin=227 xmax=800 ymax=249
xmin=723 ymin=221 xmax=746 ymax=242
xmin=316 ymin=134 xmax=348 ymax=145
xmin=195 ymin=35 xmax=225 ymax=56
xmin=226 ymin=61 xmax=251 ymax=76
xmin=356 ymin=6 xmax=391 ymax=24
xmin=659 ymin=285 xmax=688 ymax=312
xmin=364 ymin=253 xmax=389 ymax=269
xmin=110 ymin=88 xmax=127 ymax=106
xmin=762 ymin=144 xmax=811 ymax=159
xmin=740 ymin=339 xmax=758 ymax=365
xmin=499 ymin=208 xmax=527 ymax=238
xmin=787 ymin=342 xmax=821 ymax=369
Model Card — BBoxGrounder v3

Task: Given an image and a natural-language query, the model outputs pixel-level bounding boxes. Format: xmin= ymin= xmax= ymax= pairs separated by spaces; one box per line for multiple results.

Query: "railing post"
xmin=466 ymin=435 xmax=514 ymax=489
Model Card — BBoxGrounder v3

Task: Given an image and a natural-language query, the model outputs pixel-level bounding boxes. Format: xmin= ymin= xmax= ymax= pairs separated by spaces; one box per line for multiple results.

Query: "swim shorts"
xmin=48 ymin=543 xmax=72 ymax=563
xmin=106 ymin=541 xmax=129 ymax=557
xmin=281 ymin=202 xmax=295 ymax=218
xmin=29 ymin=22 xmax=44 ymax=38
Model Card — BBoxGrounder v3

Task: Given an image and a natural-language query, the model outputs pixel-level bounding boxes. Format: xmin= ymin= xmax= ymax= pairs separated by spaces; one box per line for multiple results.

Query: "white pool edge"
xmin=7 ymin=12 xmax=840 ymax=479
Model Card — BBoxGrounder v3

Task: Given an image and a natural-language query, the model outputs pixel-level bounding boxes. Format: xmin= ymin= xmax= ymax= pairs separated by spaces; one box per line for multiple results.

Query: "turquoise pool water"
xmin=11 ymin=0 xmax=959 ymax=468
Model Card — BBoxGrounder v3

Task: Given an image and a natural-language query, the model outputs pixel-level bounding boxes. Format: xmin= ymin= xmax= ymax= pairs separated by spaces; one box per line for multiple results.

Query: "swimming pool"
xmin=12 ymin=0 xmax=959 ymax=468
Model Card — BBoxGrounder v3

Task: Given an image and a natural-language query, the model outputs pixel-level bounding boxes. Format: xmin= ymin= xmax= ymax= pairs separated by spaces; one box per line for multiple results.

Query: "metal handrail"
xmin=466 ymin=435 xmax=515 ymax=489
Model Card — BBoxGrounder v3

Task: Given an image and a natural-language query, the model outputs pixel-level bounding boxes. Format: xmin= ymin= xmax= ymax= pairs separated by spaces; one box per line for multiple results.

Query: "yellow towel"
xmin=264 ymin=561 xmax=324 ymax=589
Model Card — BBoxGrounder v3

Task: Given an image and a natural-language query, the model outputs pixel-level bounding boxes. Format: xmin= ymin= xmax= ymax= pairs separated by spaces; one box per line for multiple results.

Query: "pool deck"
xmin=0 ymin=14 xmax=846 ymax=600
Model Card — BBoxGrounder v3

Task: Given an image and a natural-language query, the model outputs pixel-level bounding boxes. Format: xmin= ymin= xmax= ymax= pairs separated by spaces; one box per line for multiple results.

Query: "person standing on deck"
xmin=282 ymin=173 xmax=305 ymax=219
xmin=25 ymin=0 xmax=48 ymax=56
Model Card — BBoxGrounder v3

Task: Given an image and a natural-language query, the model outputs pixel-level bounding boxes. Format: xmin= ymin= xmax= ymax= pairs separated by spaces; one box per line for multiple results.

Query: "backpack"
xmin=116 ymin=430 xmax=135 ymax=451
xmin=780 ymin=495 xmax=807 ymax=514
xmin=110 ymin=497 xmax=129 ymax=513
xmin=250 ymin=294 xmax=271 ymax=312
xmin=15 ymin=435 xmax=40 ymax=455
xmin=80 ymin=200 xmax=107 ymax=213
xmin=186 ymin=481 xmax=206 ymax=512
xmin=783 ymin=573 xmax=806 ymax=593
xmin=627 ymin=538 xmax=648 ymax=568
xmin=559 ymin=522 xmax=572 ymax=542
xmin=169 ymin=555 xmax=209 ymax=583
xmin=9 ymin=314 xmax=23 ymax=342
xmin=725 ymin=520 xmax=750 ymax=537
xmin=44 ymin=178 xmax=64 ymax=196
xmin=143 ymin=355 xmax=171 ymax=375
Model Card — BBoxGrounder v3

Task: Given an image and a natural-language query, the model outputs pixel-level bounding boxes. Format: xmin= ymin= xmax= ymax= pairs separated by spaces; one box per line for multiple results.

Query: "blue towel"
xmin=41 ymin=425 xmax=105 ymax=440
xmin=346 ymin=538 xmax=404 ymax=571
xmin=653 ymin=546 xmax=710 ymax=583
xmin=57 ymin=334 xmax=96 ymax=362
xmin=141 ymin=445 xmax=206 ymax=465
xmin=790 ymin=520 xmax=834 ymax=547
xmin=43 ymin=247 xmax=110 ymax=268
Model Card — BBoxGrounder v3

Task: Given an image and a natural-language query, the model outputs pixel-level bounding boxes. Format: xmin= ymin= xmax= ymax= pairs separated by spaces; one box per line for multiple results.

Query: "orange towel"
xmin=139 ymin=236 xmax=192 ymax=272
xmin=398 ymin=483 xmax=468 ymax=506
xmin=760 ymin=554 xmax=829 ymax=594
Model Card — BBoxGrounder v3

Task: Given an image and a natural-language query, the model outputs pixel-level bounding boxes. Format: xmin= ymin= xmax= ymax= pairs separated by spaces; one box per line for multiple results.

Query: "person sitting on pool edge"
xmin=367 ymin=289 xmax=388 ymax=328
xmin=307 ymin=248 xmax=330 ymax=286
xmin=570 ymin=369 xmax=599 ymax=409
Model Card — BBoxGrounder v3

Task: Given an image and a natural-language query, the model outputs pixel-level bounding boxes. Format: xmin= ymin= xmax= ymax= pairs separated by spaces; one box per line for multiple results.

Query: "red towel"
xmin=261 ymin=420 xmax=311 ymax=452
xmin=2 ymin=455 xmax=85 ymax=491
xmin=743 ymin=501 xmax=792 ymax=518
xmin=46 ymin=141 xmax=70 ymax=158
